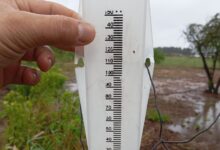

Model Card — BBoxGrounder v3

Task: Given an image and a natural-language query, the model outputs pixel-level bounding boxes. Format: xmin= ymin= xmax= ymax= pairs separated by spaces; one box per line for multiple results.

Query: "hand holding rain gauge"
xmin=50 ymin=0 xmax=154 ymax=149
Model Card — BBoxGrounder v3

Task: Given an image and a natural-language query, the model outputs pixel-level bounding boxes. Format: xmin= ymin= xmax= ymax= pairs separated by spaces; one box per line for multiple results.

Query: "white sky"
xmin=49 ymin=0 xmax=220 ymax=48
xmin=151 ymin=0 xmax=220 ymax=48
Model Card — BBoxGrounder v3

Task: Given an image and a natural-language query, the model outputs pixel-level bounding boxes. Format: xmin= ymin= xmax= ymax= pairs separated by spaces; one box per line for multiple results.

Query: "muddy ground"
xmin=141 ymin=67 xmax=220 ymax=150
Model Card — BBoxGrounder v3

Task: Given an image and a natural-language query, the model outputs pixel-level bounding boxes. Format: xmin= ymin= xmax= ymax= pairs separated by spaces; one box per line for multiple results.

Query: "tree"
xmin=154 ymin=48 xmax=165 ymax=64
xmin=184 ymin=13 xmax=220 ymax=94
xmin=203 ymin=14 xmax=220 ymax=94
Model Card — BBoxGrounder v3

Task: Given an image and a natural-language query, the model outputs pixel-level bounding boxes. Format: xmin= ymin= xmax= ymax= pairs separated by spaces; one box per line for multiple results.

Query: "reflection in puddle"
xmin=194 ymin=101 xmax=204 ymax=113
xmin=168 ymin=101 xmax=220 ymax=140
xmin=156 ymin=77 xmax=220 ymax=140
xmin=168 ymin=124 xmax=187 ymax=134
xmin=152 ymin=69 xmax=220 ymax=149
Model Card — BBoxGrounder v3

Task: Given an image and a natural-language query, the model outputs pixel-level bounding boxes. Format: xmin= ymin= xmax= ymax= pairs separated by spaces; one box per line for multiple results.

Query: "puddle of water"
xmin=194 ymin=101 xmax=204 ymax=113
xmin=168 ymin=124 xmax=187 ymax=134
xmin=66 ymin=83 xmax=78 ymax=92
xmin=155 ymin=79 xmax=206 ymax=99
xmin=168 ymin=101 xmax=220 ymax=140
xmin=156 ymin=77 xmax=220 ymax=142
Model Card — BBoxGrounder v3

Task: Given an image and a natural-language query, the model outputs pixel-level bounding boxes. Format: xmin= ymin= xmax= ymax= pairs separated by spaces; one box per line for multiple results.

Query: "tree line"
xmin=155 ymin=47 xmax=194 ymax=56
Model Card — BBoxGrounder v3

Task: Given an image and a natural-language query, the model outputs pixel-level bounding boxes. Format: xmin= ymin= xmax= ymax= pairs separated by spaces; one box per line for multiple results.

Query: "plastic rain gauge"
xmin=50 ymin=0 xmax=154 ymax=149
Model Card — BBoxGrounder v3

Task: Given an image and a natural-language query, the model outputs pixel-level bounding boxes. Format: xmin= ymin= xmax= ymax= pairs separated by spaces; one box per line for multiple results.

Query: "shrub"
xmin=154 ymin=48 xmax=165 ymax=64
xmin=0 ymin=70 xmax=82 ymax=150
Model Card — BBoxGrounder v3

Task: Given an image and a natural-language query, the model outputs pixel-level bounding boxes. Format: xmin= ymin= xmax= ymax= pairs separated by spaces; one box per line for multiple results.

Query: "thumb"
xmin=6 ymin=12 xmax=96 ymax=50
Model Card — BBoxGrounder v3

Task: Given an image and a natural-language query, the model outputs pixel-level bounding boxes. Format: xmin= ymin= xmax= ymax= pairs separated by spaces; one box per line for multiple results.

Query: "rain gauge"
xmin=50 ymin=0 xmax=154 ymax=149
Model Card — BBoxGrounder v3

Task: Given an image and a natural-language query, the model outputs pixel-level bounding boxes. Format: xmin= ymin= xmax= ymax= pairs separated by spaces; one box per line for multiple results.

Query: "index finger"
xmin=17 ymin=0 xmax=80 ymax=18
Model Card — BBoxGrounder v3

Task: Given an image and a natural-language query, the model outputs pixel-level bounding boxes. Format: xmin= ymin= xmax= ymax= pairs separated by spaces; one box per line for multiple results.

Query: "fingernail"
xmin=48 ymin=58 xmax=52 ymax=68
xmin=32 ymin=71 xmax=40 ymax=81
xmin=78 ymin=22 xmax=95 ymax=44
xmin=32 ymin=72 xmax=37 ymax=81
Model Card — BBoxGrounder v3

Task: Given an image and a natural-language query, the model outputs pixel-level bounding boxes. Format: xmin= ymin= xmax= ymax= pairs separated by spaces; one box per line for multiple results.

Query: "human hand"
xmin=0 ymin=0 xmax=95 ymax=87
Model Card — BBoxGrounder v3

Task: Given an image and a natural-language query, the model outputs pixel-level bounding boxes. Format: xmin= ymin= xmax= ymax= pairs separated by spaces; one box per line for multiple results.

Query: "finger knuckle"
xmin=54 ymin=16 xmax=79 ymax=43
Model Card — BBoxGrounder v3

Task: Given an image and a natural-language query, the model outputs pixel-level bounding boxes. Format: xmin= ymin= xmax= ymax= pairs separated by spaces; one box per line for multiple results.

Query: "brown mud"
xmin=141 ymin=68 xmax=220 ymax=150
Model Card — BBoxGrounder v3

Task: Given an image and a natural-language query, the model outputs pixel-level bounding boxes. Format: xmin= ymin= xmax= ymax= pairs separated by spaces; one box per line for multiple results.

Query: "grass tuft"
xmin=147 ymin=109 xmax=171 ymax=123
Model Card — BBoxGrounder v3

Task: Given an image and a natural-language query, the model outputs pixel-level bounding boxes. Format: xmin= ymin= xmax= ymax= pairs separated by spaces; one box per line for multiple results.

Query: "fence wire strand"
xmin=145 ymin=65 xmax=220 ymax=150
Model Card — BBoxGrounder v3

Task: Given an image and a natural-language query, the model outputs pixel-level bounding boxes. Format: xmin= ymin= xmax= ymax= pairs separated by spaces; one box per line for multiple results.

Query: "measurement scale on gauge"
xmin=49 ymin=0 xmax=155 ymax=149
xmin=104 ymin=10 xmax=124 ymax=149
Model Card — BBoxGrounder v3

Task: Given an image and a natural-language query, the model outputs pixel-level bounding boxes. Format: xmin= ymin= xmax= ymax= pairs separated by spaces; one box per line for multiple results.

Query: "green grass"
xmin=0 ymin=69 xmax=83 ymax=150
xmin=52 ymin=47 xmax=75 ymax=63
xmin=147 ymin=109 xmax=171 ymax=123
xmin=157 ymin=55 xmax=219 ymax=68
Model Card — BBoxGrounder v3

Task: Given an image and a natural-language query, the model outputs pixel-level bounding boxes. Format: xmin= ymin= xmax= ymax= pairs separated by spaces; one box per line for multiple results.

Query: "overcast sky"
xmin=50 ymin=0 xmax=220 ymax=48
xmin=151 ymin=0 xmax=220 ymax=48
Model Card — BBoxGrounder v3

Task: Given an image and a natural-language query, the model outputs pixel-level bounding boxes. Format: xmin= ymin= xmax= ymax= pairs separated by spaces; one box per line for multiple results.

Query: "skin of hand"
xmin=0 ymin=0 xmax=95 ymax=87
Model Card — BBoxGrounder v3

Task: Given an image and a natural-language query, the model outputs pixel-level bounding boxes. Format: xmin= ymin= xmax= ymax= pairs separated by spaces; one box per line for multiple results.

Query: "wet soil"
xmin=141 ymin=67 xmax=220 ymax=150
